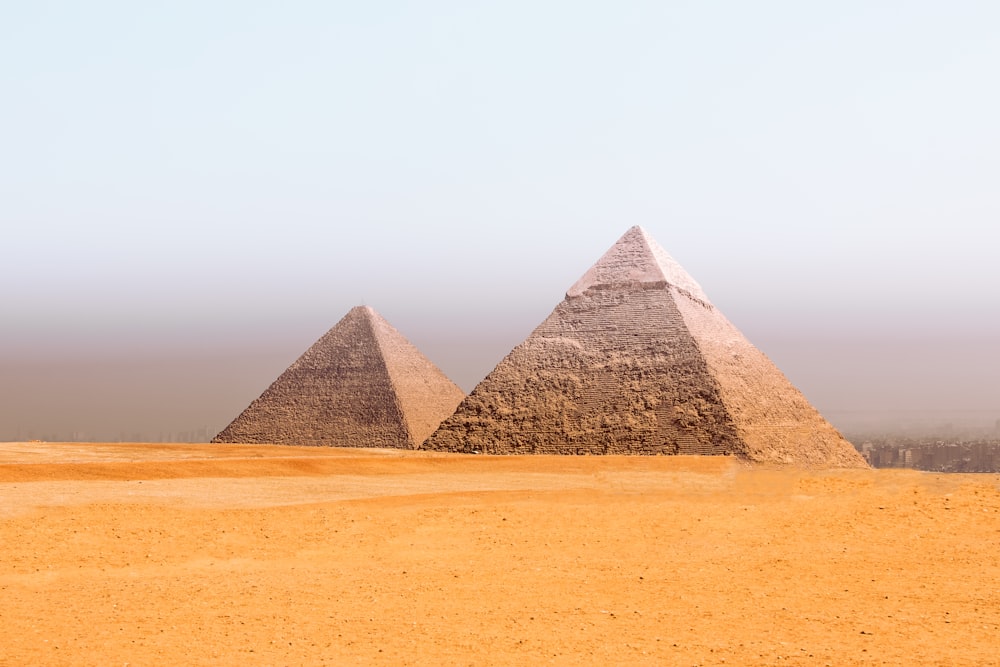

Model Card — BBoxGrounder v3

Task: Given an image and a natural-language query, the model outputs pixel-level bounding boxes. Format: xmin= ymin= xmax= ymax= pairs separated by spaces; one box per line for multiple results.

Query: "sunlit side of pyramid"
xmin=423 ymin=227 xmax=867 ymax=467
xmin=213 ymin=306 xmax=465 ymax=448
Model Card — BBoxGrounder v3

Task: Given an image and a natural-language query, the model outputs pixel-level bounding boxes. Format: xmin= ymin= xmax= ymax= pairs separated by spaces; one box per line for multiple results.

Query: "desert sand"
xmin=1 ymin=443 xmax=998 ymax=666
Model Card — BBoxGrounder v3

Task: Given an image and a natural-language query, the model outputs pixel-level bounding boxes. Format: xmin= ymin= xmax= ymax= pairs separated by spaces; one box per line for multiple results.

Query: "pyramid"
xmin=422 ymin=226 xmax=867 ymax=467
xmin=213 ymin=306 xmax=465 ymax=448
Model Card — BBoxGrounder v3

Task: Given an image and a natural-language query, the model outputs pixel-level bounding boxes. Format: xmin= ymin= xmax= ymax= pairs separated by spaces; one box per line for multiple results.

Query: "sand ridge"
xmin=2 ymin=442 xmax=998 ymax=665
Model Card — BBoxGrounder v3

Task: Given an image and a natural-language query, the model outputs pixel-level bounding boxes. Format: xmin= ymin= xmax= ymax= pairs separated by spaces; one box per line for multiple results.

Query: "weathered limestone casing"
xmin=423 ymin=226 xmax=867 ymax=467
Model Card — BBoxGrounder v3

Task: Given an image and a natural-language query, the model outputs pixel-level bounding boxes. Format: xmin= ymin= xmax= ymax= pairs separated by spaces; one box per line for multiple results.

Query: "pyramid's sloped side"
xmin=422 ymin=287 xmax=744 ymax=454
xmin=367 ymin=313 xmax=466 ymax=446
xmin=672 ymin=291 xmax=868 ymax=467
xmin=639 ymin=227 xmax=711 ymax=303
xmin=212 ymin=309 xmax=411 ymax=447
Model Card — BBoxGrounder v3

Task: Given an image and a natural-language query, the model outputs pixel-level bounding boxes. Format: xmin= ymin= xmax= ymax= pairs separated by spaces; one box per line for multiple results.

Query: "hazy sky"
xmin=3 ymin=1 xmax=998 ymax=441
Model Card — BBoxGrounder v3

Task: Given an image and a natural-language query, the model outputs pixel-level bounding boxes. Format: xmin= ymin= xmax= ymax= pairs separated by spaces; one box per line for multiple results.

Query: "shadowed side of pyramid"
xmin=422 ymin=226 xmax=867 ymax=467
xmin=212 ymin=306 xmax=465 ymax=448
xmin=422 ymin=287 xmax=744 ymax=455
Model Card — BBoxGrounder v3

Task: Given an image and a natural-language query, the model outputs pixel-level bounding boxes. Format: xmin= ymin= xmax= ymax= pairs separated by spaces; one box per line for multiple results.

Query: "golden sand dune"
xmin=1 ymin=442 xmax=998 ymax=665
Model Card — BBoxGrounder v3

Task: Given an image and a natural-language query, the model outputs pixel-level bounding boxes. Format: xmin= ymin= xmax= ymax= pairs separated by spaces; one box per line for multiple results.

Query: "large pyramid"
xmin=423 ymin=227 xmax=866 ymax=467
xmin=213 ymin=306 xmax=465 ymax=448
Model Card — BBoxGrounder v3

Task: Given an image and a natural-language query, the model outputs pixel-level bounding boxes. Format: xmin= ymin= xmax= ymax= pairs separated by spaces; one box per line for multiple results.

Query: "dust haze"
xmin=2 ymin=326 xmax=997 ymax=442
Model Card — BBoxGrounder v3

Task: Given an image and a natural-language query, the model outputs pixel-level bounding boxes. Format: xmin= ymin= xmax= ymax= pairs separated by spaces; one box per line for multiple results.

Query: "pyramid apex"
xmin=566 ymin=227 xmax=709 ymax=302
xmin=347 ymin=305 xmax=386 ymax=326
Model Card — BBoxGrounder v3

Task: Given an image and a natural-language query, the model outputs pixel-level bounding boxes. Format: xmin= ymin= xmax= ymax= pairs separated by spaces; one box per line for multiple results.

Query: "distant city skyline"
xmin=3 ymin=2 xmax=998 ymax=441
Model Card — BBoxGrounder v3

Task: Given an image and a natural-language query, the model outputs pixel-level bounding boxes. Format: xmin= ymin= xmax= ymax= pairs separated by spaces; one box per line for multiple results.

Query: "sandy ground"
xmin=1 ymin=443 xmax=999 ymax=666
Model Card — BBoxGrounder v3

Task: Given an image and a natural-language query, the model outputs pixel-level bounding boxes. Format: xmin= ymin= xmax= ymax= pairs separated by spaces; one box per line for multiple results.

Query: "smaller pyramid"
xmin=212 ymin=306 xmax=465 ymax=448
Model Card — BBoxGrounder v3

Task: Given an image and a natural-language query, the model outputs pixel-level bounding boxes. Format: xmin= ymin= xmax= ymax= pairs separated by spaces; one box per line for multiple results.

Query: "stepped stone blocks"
xmin=423 ymin=226 xmax=867 ymax=467
xmin=212 ymin=306 xmax=465 ymax=448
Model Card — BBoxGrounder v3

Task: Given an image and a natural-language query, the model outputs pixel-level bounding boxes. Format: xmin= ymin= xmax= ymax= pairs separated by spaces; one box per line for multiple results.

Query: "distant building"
xmin=854 ymin=437 xmax=1000 ymax=472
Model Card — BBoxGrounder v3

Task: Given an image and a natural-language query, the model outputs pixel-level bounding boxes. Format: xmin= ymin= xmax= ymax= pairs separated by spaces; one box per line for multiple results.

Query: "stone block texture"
xmin=422 ymin=226 xmax=867 ymax=467
xmin=212 ymin=306 xmax=465 ymax=448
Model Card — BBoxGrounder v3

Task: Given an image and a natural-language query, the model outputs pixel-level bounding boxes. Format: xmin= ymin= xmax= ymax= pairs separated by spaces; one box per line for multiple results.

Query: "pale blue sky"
xmin=2 ymin=1 xmax=998 ymax=440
